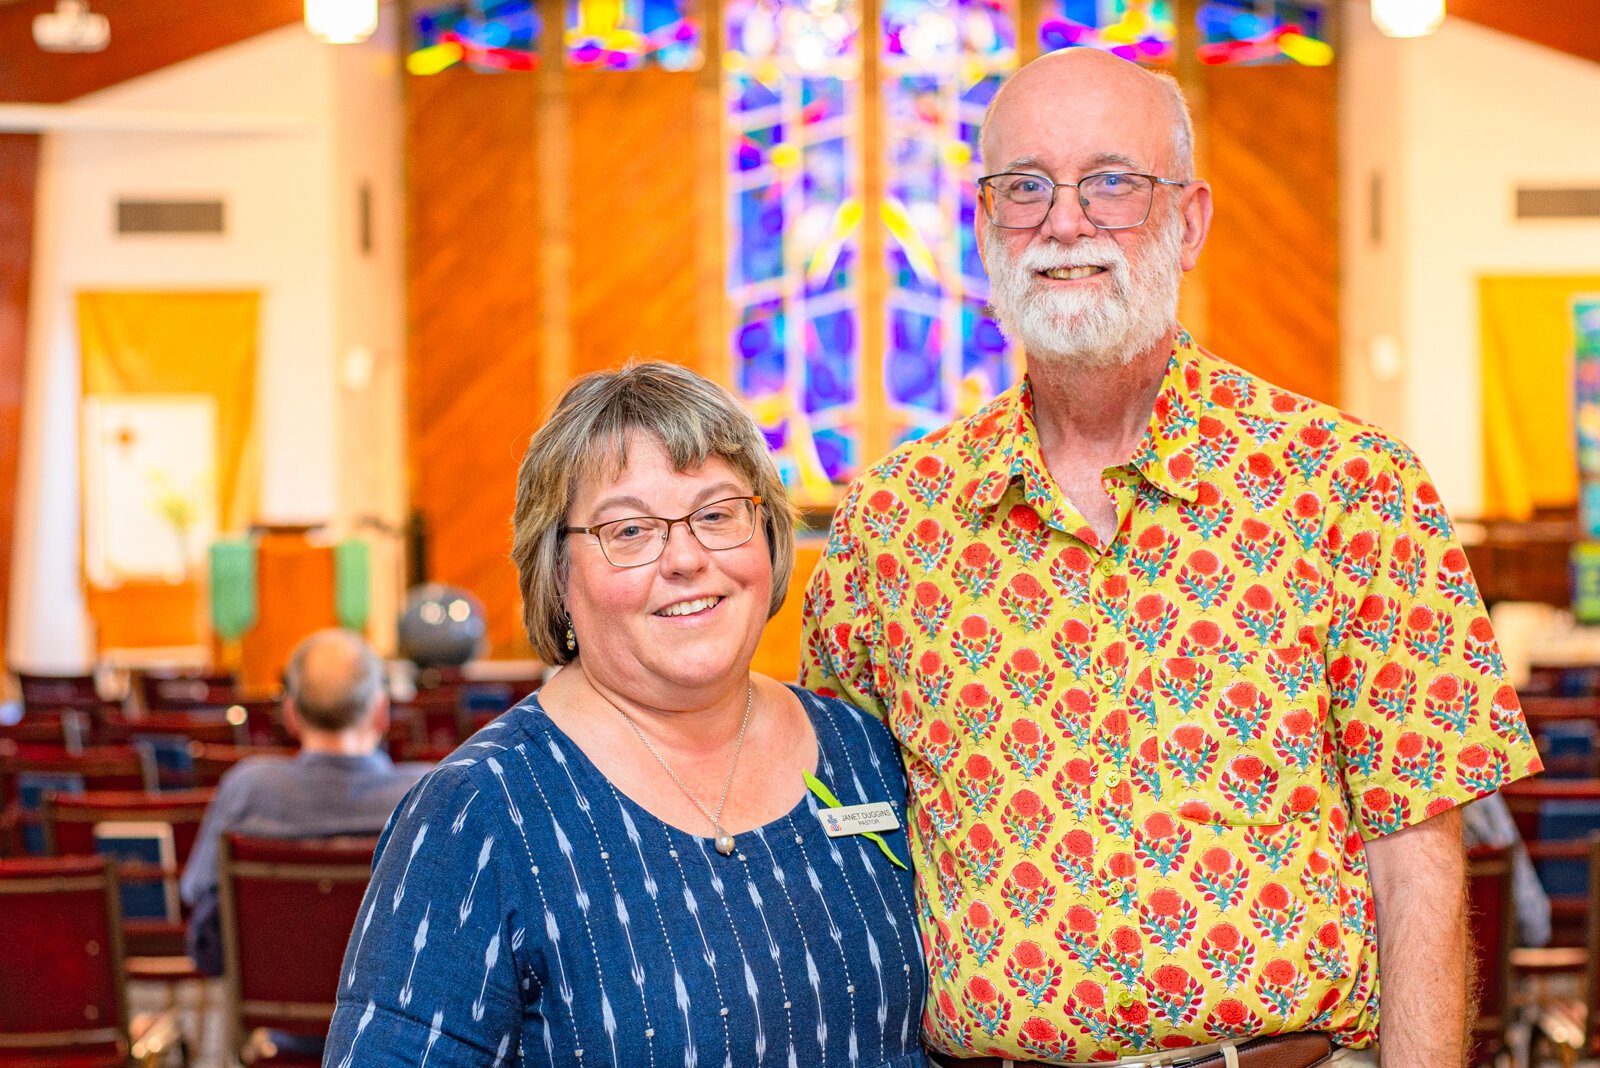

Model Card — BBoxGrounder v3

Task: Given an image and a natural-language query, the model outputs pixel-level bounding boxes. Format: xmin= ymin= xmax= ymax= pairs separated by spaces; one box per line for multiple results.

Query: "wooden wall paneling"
xmin=537 ymin=4 xmax=574 ymax=413
xmin=695 ymin=0 xmax=726 ymax=388
xmin=0 ymin=133 xmax=36 ymax=665
xmin=406 ymin=68 xmax=542 ymax=657
xmin=0 ymin=0 xmax=303 ymax=104
xmin=566 ymin=69 xmax=705 ymax=378
xmin=1450 ymin=0 xmax=1600 ymax=67
xmin=1199 ymin=62 xmax=1340 ymax=405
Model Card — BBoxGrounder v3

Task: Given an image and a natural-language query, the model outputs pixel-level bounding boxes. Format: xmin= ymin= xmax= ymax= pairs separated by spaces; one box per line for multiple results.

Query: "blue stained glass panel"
xmin=726 ymin=0 xmax=862 ymax=496
xmin=805 ymin=312 xmax=858 ymax=411
xmin=733 ymin=74 xmax=782 ymax=113
xmin=737 ymin=300 xmax=787 ymax=396
xmin=802 ymin=138 xmax=849 ymax=204
xmin=812 ymin=429 xmax=852 ymax=481
xmin=806 ymin=244 xmax=855 ymax=299
xmin=888 ymin=309 xmax=944 ymax=409
xmin=566 ymin=0 xmax=703 ymax=70
xmin=962 ymin=297 xmax=1009 ymax=381
xmin=801 ymin=79 xmax=848 ymax=124
xmin=1039 ymin=0 xmax=1176 ymax=64
xmin=737 ymin=186 xmax=785 ymax=284
xmin=411 ymin=1 xmax=541 ymax=73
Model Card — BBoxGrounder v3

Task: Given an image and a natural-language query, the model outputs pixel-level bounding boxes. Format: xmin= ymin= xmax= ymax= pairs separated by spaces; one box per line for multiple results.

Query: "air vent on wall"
xmin=116 ymin=199 xmax=226 ymax=235
xmin=1516 ymin=187 xmax=1600 ymax=220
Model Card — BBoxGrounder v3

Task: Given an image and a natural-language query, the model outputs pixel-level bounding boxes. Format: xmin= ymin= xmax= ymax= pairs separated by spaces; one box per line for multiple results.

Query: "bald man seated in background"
xmin=179 ymin=628 xmax=430 ymax=976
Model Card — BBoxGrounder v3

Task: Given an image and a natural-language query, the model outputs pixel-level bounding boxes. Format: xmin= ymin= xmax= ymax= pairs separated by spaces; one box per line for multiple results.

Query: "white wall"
xmin=8 ymin=17 xmax=405 ymax=669
xmin=1342 ymin=4 xmax=1600 ymax=517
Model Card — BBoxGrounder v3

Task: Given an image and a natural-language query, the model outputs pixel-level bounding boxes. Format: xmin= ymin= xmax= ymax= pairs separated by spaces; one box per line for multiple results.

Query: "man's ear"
xmin=367 ymin=693 xmax=390 ymax=737
xmin=1178 ymin=180 xmax=1213 ymax=273
xmin=281 ymin=699 xmax=304 ymax=741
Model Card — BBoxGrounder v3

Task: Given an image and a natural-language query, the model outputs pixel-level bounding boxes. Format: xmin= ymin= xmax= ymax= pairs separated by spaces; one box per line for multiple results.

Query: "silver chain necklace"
xmin=589 ymin=673 xmax=755 ymax=856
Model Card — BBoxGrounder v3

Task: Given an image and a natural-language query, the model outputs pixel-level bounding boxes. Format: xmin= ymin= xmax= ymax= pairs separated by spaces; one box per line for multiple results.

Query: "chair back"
xmin=42 ymin=788 xmax=213 ymax=862
xmin=190 ymin=743 xmax=297 ymax=787
xmin=219 ymin=834 xmax=378 ymax=1060
xmin=134 ymin=671 xmax=239 ymax=712
xmin=1466 ymin=844 xmax=1516 ymax=1067
xmin=1584 ymin=834 xmax=1600 ymax=1056
xmin=0 ymin=855 xmax=129 ymax=1067
xmin=1 ymin=744 xmax=152 ymax=854
xmin=15 ymin=671 xmax=106 ymax=712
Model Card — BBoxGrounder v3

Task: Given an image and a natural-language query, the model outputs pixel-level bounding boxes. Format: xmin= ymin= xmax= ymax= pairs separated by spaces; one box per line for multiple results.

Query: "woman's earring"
xmin=564 ymin=618 xmax=576 ymax=653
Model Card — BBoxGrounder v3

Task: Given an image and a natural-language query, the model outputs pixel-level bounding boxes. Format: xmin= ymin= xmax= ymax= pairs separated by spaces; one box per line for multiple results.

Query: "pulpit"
xmin=236 ymin=527 xmax=338 ymax=696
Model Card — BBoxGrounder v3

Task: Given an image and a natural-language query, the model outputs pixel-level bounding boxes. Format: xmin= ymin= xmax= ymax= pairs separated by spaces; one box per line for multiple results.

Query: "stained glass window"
xmin=882 ymin=0 xmax=1019 ymax=446
xmin=725 ymin=0 xmax=864 ymax=498
xmin=409 ymin=1 xmax=541 ymax=74
xmin=567 ymin=0 xmax=703 ymax=70
xmin=1039 ymin=0 xmax=1175 ymax=64
xmin=1196 ymin=0 xmax=1332 ymax=65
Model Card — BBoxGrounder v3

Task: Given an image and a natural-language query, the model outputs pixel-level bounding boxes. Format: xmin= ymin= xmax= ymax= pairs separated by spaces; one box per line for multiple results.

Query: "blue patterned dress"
xmin=324 ymin=687 xmax=927 ymax=1067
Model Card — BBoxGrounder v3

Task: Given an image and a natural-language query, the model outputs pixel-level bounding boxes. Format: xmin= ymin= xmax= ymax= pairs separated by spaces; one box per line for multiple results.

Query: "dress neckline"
xmin=521 ymin=685 xmax=835 ymax=863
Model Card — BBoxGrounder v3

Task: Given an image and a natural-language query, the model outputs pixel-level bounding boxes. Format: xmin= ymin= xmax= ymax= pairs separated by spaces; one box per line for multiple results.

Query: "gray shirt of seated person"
xmin=178 ymin=750 xmax=428 ymax=974
xmin=1462 ymin=791 xmax=1552 ymax=948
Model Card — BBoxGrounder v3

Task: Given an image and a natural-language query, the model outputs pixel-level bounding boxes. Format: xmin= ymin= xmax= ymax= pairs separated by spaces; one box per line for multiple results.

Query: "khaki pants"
xmin=1326 ymin=1049 xmax=1379 ymax=1067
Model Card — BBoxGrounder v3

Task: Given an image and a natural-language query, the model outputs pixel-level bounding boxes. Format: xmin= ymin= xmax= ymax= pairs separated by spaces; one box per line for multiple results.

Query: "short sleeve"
xmin=1323 ymin=445 xmax=1543 ymax=840
xmin=324 ymin=772 xmax=530 ymax=1066
xmin=798 ymin=481 xmax=888 ymax=719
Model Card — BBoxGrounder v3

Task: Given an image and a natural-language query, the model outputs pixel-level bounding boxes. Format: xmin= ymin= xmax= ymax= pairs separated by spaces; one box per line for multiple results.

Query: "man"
xmin=1463 ymin=793 xmax=1551 ymax=948
xmin=800 ymin=49 xmax=1541 ymax=1067
xmin=180 ymin=628 xmax=428 ymax=976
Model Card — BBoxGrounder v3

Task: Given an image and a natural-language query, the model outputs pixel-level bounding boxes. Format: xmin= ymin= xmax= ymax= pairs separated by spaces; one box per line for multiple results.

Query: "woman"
xmin=325 ymin=363 xmax=926 ymax=1066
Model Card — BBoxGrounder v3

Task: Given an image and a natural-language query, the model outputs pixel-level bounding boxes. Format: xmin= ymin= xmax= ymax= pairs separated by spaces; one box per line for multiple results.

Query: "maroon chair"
xmin=0 ymin=854 xmax=182 ymax=1067
xmin=133 ymin=670 xmax=240 ymax=712
xmin=42 ymin=788 xmax=214 ymax=955
xmin=1465 ymin=844 xmax=1515 ymax=1067
xmin=219 ymin=834 xmax=379 ymax=1065
xmin=1527 ymin=835 xmax=1600 ymax=1066
xmin=189 ymin=743 xmax=297 ymax=788
xmin=0 ymin=743 xmax=152 ymax=855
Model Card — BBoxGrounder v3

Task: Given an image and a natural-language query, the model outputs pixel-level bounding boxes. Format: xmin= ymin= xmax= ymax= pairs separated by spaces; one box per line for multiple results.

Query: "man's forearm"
xmin=1363 ymin=808 xmax=1469 ymax=1067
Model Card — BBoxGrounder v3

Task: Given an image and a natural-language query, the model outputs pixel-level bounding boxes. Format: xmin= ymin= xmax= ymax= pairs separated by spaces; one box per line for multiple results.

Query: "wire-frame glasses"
xmin=977 ymin=171 xmax=1188 ymax=230
xmin=562 ymin=496 xmax=763 ymax=568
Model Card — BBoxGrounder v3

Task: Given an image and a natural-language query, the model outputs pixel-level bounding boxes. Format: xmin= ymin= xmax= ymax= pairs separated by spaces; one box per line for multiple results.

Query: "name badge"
xmin=817 ymin=802 xmax=900 ymax=838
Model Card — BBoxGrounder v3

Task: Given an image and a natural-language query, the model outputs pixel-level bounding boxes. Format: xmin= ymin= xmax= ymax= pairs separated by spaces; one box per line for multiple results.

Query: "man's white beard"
xmin=984 ymin=213 xmax=1185 ymax=370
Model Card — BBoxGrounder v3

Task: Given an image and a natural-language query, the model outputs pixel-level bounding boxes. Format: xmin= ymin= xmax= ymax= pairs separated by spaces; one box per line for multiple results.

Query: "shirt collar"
xmin=963 ymin=329 xmax=1207 ymax=515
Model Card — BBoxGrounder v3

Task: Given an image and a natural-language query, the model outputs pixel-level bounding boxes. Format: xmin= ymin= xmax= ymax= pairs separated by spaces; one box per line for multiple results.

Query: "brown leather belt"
xmin=929 ymin=1031 xmax=1334 ymax=1068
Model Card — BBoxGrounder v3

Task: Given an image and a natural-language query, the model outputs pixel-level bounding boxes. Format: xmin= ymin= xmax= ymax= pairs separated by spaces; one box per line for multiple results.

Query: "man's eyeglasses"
xmin=976 ymin=171 xmax=1188 ymax=231
xmin=562 ymin=496 xmax=763 ymax=568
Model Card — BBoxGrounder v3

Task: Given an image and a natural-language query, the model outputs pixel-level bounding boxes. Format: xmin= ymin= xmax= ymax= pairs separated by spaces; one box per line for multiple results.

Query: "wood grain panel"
xmin=406 ymin=68 xmax=542 ymax=658
xmin=566 ymin=69 xmax=707 ymax=379
xmin=0 ymin=133 xmax=37 ymax=665
xmin=1451 ymin=0 xmax=1600 ymax=66
xmin=1200 ymin=63 xmax=1339 ymax=404
xmin=0 ymin=0 xmax=302 ymax=104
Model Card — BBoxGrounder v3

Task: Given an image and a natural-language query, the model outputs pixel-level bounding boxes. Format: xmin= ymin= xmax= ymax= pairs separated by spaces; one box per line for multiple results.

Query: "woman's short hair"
xmin=512 ymin=361 xmax=799 ymax=665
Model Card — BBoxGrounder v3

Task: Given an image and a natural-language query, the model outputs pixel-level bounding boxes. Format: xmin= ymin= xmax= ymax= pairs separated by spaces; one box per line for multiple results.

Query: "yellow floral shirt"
xmin=798 ymin=333 xmax=1542 ymax=1061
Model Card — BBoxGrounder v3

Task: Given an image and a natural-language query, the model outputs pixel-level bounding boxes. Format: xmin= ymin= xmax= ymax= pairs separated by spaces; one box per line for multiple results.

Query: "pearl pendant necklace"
xmin=589 ymin=669 xmax=754 ymax=857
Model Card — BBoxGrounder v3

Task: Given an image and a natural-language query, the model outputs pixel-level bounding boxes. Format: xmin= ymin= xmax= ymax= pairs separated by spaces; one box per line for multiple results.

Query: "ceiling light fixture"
xmin=1370 ymin=0 xmax=1445 ymax=38
xmin=32 ymin=0 xmax=110 ymax=53
xmin=304 ymin=0 xmax=379 ymax=44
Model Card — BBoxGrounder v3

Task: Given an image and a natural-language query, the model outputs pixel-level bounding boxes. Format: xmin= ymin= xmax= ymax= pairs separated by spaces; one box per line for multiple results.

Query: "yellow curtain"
xmin=1480 ymin=275 xmax=1600 ymax=520
xmin=77 ymin=291 xmax=260 ymax=533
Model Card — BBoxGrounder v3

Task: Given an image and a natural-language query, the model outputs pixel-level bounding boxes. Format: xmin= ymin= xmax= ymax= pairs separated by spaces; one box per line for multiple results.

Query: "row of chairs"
xmin=1 ymin=834 xmax=376 ymax=1067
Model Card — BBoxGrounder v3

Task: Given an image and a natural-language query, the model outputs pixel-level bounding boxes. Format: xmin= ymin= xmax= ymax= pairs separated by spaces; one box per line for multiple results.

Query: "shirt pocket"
xmin=1155 ymin=644 xmax=1327 ymax=826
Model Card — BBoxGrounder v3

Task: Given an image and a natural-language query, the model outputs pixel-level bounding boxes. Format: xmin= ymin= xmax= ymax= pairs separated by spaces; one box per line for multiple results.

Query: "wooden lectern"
xmin=237 ymin=526 xmax=337 ymax=696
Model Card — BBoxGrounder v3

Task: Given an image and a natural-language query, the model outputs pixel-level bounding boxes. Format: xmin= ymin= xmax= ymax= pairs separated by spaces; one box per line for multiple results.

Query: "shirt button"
xmin=1105 ymin=772 xmax=1122 ymax=789
xmin=1116 ymin=990 xmax=1137 ymax=1008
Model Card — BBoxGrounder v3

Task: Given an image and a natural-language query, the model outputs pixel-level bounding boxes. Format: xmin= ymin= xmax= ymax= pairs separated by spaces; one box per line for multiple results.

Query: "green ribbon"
xmin=209 ymin=539 xmax=258 ymax=640
xmin=334 ymin=539 xmax=371 ymax=631
xmin=803 ymin=770 xmax=908 ymax=870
